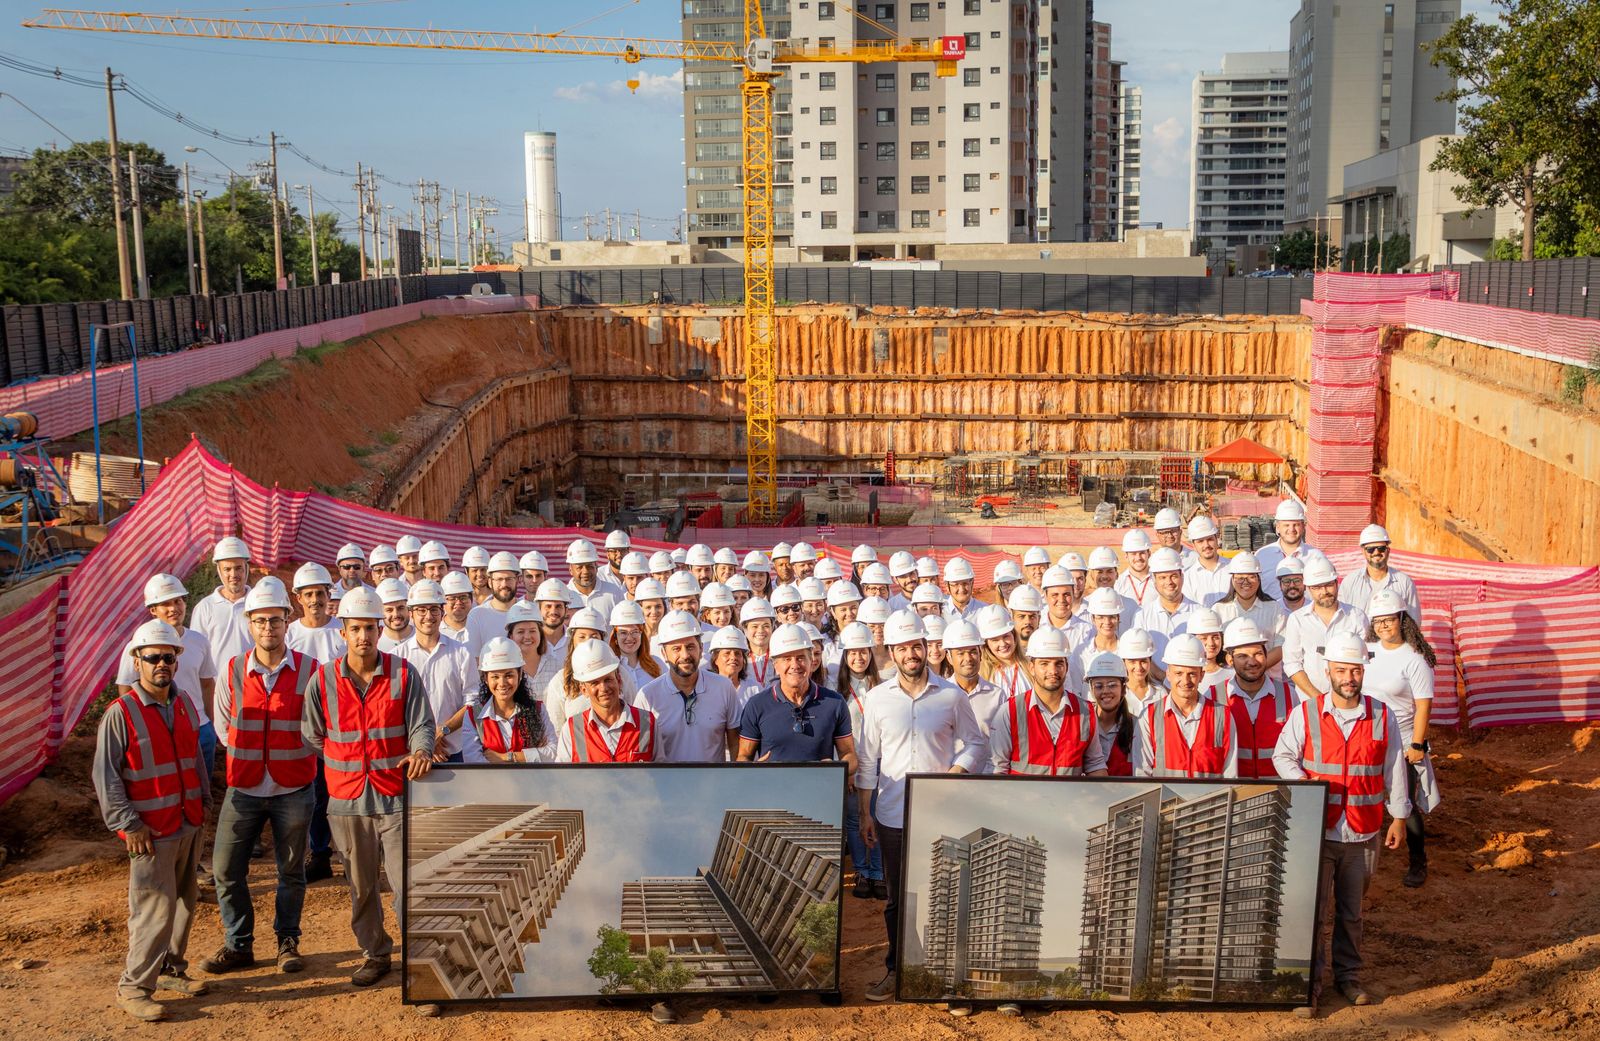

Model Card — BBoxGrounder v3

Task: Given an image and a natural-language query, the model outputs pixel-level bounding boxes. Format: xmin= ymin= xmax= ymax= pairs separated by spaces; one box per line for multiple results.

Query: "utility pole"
xmin=269 ymin=130 xmax=284 ymax=286
xmin=194 ymin=189 xmax=211 ymax=295
xmin=105 ymin=67 xmax=133 ymax=300
xmin=451 ymin=187 xmax=461 ymax=274
xmin=181 ymin=161 xmax=196 ymax=295
xmin=127 ymin=149 xmax=149 ymax=298
xmin=301 ymin=184 xmax=320 ymax=285
xmin=355 ymin=161 xmax=368 ymax=280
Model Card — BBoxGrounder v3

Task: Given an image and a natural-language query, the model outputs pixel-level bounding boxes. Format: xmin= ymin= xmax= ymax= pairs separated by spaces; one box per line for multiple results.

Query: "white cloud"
xmin=553 ymin=80 xmax=598 ymax=102
xmin=607 ymin=68 xmax=684 ymax=104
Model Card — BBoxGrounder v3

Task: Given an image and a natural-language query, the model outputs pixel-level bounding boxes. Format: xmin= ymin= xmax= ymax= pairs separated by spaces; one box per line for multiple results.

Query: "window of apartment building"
xmin=911 ymin=106 xmax=930 ymax=125
xmin=877 ymin=73 xmax=896 ymax=91
xmin=910 ymin=72 xmax=930 ymax=91
xmin=964 ymin=103 xmax=980 ymax=121
xmin=818 ymin=1 xmax=835 ymax=17
xmin=963 ymin=0 xmax=979 ymax=12
xmin=963 ymin=68 xmax=981 ymax=86
xmin=963 ymin=208 xmax=980 ymax=227
xmin=820 ymin=141 xmax=837 ymax=159
xmin=877 ymin=141 xmax=897 ymax=160
xmin=911 ymin=209 xmax=930 ymax=228
xmin=820 ymin=211 xmax=838 ymax=228
xmin=963 ymin=138 xmax=980 ymax=156
xmin=877 ymin=176 xmax=896 ymax=195
xmin=910 ymin=2 xmax=929 ymax=20
xmin=911 ymin=175 xmax=930 ymax=193
xmin=963 ymin=173 xmax=980 ymax=192
xmin=876 ymin=108 xmax=895 ymax=125
xmin=878 ymin=210 xmax=897 ymax=229
xmin=964 ymin=31 xmax=980 ymax=49
xmin=819 ymin=106 xmax=837 ymax=124
xmin=820 ymin=176 xmax=838 ymax=195
xmin=911 ymin=140 xmax=931 ymax=159
xmin=874 ymin=3 xmax=894 ymax=19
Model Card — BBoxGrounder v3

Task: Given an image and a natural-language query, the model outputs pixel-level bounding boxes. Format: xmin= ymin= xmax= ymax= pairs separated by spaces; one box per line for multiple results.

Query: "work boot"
xmin=117 ymin=993 xmax=166 ymax=1022
xmin=865 ymin=971 xmax=896 ymax=1002
xmin=852 ymin=876 xmax=872 ymax=899
xmin=305 ymin=852 xmax=334 ymax=883
xmin=351 ymin=958 xmax=391 ymax=987
xmin=277 ymin=936 xmax=305 ymax=974
xmin=156 ymin=972 xmax=209 ymax=995
xmin=200 ymin=945 xmax=255 ymax=974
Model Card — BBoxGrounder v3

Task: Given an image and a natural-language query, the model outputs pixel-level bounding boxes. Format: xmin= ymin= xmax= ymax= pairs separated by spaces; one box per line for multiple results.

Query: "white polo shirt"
xmin=633 ymin=670 xmax=739 ymax=763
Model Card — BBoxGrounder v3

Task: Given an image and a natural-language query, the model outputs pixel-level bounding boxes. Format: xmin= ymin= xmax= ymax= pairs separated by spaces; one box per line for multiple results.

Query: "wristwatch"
xmin=1410 ymin=740 xmax=1429 ymax=753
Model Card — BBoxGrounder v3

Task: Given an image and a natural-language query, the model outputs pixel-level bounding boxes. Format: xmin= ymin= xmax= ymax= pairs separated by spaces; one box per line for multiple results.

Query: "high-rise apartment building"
xmin=1079 ymin=785 xmax=1292 ymax=1001
xmin=1284 ymin=0 xmax=1459 ymax=234
xmin=922 ymin=827 xmax=1046 ymax=997
xmin=1189 ymin=52 xmax=1290 ymax=261
xmin=1115 ymin=83 xmax=1143 ymax=239
xmin=406 ymin=804 xmax=586 ymax=1000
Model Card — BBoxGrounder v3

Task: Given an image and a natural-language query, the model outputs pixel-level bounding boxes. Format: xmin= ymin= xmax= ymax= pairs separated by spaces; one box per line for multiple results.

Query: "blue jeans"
xmin=213 ymin=785 xmax=314 ymax=951
xmin=845 ymin=790 xmax=882 ymax=882
xmin=309 ymin=759 xmax=332 ymax=857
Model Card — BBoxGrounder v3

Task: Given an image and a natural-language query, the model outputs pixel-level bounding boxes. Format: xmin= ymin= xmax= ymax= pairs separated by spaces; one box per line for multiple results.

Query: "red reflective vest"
xmin=1004 ymin=693 xmax=1095 ymax=776
xmin=1145 ymin=696 xmax=1232 ymax=777
xmin=1225 ymin=679 xmax=1294 ymax=779
xmin=320 ymin=655 xmax=412 ymax=800
xmin=114 ymin=692 xmax=206 ymax=839
xmin=564 ymin=705 xmax=655 ymax=763
xmin=224 ymin=651 xmax=317 ymax=790
xmin=1302 ymin=695 xmax=1390 ymax=836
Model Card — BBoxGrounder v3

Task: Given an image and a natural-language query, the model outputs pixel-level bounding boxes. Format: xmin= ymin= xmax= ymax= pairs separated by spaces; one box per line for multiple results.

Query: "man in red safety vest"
xmin=300 ymin=586 xmax=436 ymax=995
xmin=200 ymin=578 xmax=318 ymax=978
xmin=93 ymin=619 xmax=213 ymax=1023
xmin=985 ymin=627 xmax=1108 ymax=777
xmin=1221 ymin=617 xmax=1303 ymax=779
xmin=1134 ymin=633 xmax=1238 ymax=778
xmin=1272 ymin=631 xmax=1410 ymax=1018
xmin=555 ymin=640 xmax=658 ymax=762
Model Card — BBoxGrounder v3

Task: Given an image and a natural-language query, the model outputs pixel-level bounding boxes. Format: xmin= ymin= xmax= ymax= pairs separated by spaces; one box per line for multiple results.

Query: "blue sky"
xmin=5 ymin=1 xmax=1496 ymax=244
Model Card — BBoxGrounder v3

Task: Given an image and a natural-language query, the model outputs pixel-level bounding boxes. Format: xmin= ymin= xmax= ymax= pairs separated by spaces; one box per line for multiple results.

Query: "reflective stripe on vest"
xmin=1227 ymin=679 xmax=1291 ymax=779
xmin=1302 ymin=695 xmax=1388 ymax=834
xmin=1147 ymin=696 xmax=1229 ymax=778
xmin=321 ymin=654 xmax=411 ymax=799
xmin=1007 ymin=693 xmax=1093 ymax=776
xmin=116 ymin=692 xmax=205 ymax=838
xmin=225 ymin=650 xmax=317 ymax=789
xmin=568 ymin=705 xmax=654 ymax=762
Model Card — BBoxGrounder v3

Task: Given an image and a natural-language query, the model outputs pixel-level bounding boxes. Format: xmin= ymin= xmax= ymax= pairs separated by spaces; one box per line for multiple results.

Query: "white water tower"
xmin=523 ymin=131 xmax=560 ymax=244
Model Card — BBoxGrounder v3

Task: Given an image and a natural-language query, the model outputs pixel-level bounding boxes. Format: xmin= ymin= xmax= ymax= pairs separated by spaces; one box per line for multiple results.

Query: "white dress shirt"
xmin=634 ymin=670 xmax=739 ymax=762
xmin=986 ymin=692 xmax=1108 ymax=775
xmin=1133 ymin=693 xmax=1239 ymax=778
xmin=855 ymin=671 xmax=986 ymax=828
xmin=1272 ymin=695 xmax=1412 ymax=842
xmin=1282 ymin=602 xmax=1371 ymax=695
xmin=395 ymin=634 xmax=476 ymax=757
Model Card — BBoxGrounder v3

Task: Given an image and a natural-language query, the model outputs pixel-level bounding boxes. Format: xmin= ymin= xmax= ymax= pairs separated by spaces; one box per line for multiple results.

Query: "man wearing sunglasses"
xmin=94 ymin=619 xmax=213 ymax=1023
xmin=634 ymin=611 xmax=739 ymax=762
xmin=1339 ymin=524 xmax=1422 ymax=624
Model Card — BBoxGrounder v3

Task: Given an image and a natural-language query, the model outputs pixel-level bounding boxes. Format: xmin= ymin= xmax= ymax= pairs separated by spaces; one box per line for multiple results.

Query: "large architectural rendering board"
xmin=402 ymin=763 xmax=846 ymax=1004
xmin=898 ymin=775 xmax=1327 ymax=1008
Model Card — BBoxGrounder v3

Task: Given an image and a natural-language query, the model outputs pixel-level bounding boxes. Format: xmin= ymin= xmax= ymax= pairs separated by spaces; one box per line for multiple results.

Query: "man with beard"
xmin=1220 ymin=618 xmax=1302 ymax=779
xmin=466 ymin=552 xmax=522 ymax=657
xmin=633 ymin=610 xmax=739 ymax=762
xmin=1284 ymin=559 xmax=1370 ymax=700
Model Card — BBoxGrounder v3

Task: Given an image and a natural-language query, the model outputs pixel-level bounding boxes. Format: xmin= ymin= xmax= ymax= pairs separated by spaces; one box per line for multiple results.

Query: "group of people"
xmin=93 ymin=499 xmax=1440 ymax=1022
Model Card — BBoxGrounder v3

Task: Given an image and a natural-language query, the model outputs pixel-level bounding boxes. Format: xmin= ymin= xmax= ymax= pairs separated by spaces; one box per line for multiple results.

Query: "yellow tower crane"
xmin=25 ymin=6 xmax=967 ymax=523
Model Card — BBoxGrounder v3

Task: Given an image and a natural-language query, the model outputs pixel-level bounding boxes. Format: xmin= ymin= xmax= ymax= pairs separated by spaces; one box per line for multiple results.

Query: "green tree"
xmin=1273 ymin=228 xmax=1340 ymax=271
xmin=6 ymin=141 xmax=178 ymax=226
xmin=587 ymin=924 xmax=637 ymax=995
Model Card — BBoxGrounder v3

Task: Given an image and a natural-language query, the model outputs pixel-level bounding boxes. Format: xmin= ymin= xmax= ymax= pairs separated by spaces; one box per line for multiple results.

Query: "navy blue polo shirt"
xmin=738 ymin=683 xmax=852 ymax=762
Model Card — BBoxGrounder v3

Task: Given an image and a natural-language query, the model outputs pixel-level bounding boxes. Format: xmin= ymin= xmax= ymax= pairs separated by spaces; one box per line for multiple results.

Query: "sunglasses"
xmin=138 ymin=652 xmax=177 ymax=665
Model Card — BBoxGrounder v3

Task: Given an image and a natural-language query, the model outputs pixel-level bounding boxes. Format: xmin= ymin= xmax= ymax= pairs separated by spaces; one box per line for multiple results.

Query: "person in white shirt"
xmin=1283 ymin=559 xmax=1370 ymax=699
xmin=1152 ymin=507 xmax=1198 ymax=570
xmin=1134 ymin=634 xmax=1238 ymax=778
xmin=1135 ymin=547 xmax=1201 ymax=668
xmin=634 ymin=610 xmax=739 ymax=762
xmin=1340 ymin=524 xmax=1423 ymax=624
xmin=1181 ymin=514 xmax=1232 ymax=606
xmin=1272 ymin=632 xmax=1411 ymax=1017
xmin=190 ymin=537 xmax=254 ymax=681
xmin=285 ymin=563 xmax=345 ymax=664
xmin=855 ymin=610 xmax=986 ymax=1003
xmin=1117 ymin=629 xmax=1166 ymax=714
xmin=940 ymin=557 xmax=980 ymax=622
xmin=1114 ymin=529 xmax=1158 ymax=609
xmin=1362 ymin=590 xmax=1438 ymax=888
xmin=116 ymin=574 xmax=219 ymax=772
xmin=597 ymin=529 xmax=631 ymax=588
xmin=1255 ymin=499 xmax=1329 ymax=599
xmin=465 ymin=552 xmax=522 ymax=659
xmin=1212 ymin=551 xmax=1288 ymax=670
xmin=565 ymin=539 xmax=624 ymax=617
xmin=465 ymin=638 xmax=555 ymax=763
xmin=437 ymin=572 xmax=474 ymax=646
xmin=395 ymin=580 xmax=475 ymax=764
xmin=372 ymin=579 xmax=413 ymax=654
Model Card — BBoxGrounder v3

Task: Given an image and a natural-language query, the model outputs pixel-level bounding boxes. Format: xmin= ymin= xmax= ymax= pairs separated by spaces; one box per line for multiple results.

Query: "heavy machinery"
xmin=24 ymin=6 xmax=967 ymax=523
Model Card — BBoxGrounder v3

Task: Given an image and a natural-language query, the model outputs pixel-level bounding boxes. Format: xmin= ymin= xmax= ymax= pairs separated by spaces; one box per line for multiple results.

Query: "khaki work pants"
xmin=119 ymin=827 xmax=202 ymax=998
xmin=328 ymin=812 xmax=404 ymax=962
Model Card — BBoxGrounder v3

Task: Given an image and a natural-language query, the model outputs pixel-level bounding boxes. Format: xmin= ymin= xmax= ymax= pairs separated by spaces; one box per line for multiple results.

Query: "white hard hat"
xmin=535 ymin=578 xmax=570 ymax=603
xmin=519 ymin=549 xmax=549 ymax=572
xmin=1007 ymin=585 xmax=1045 ymax=614
xmin=770 ymin=542 xmax=793 ymax=560
xmin=1186 ymin=514 xmax=1220 ymax=540
xmin=1223 ymin=618 xmax=1268 ymax=651
xmin=666 ymin=572 xmax=702 ymax=599
xmin=838 ymin=621 xmax=874 ymax=651
xmin=1303 ymin=558 xmax=1339 ymax=587
xmin=571 ymin=640 xmax=621 ymax=683
xmin=441 ymin=572 xmax=473 ymax=597
xmin=406 ymin=579 xmax=446 ymax=607
xmin=293 ymin=562 xmax=332 ymax=590
xmin=336 ymin=542 xmax=364 ymax=565
xmin=916 ymin=556 xmax=940 ymax=579
xmin=368 ymin=544 xmax=399 ymax=567
xmin=1087 ymin=547 xmax=1120 ymax=570
xmin=942 ymin=619 xmax=982 ymax=650
xmin=826 ymin=582 xmax=863 ymax=608
xmin=130 ymin=619 xmax=185 ymax=652
xmin=213 ymin=536 xmax=251 ymax=562
xmin=244 ymin=577 xmax=291 ymax=614
xmin=1276 ymin=556 xmax=1306 ymax=577
xmin=797 ymin=577 xmax=827 ymax=602
xmin=1041 ymin=566 xmax=1074 ymax=590
xmin=1275 ymin=499 xmax=1307 ymax=523
xmin=1229 ymin=551 xmax=1262 ymax=576
xmin=1025 ymin=626 xmax=1069 ymax=660
xmin=635 ymin=577 xmax=667 ymax=601
xmin=1163 ymin=634 xmax=1208 ymax=669
xmin=1324 ymin=632 xmax=1370 ymax=666
xmin=506 ymin=601 xmax=541 ymax=628
xmin=337 ymin=587 xmax=385 ymax=620
xmin=923 ymin=616 xmax=947 ymax=642
xmin=883 ymin=609 xmax=926 ymax=646
xmin=1086 ymin=652 xmax=1128 ymax=681
xmin=858 ymin=596 xmax=892 ymax=625
xmin=993 ymin=560 xmax=1024 ymax=584
xmin=395 ymin=535 xmax=423 ymax=556
xmin=727 ymin=574 xmax=753 ymax=594
xmin=1188 ymin=607 xmax=1224 ymax=635
xmin=976 ymin=603 xmax=1015 ymax=641
xmin=1022 ymin=546 xmax=1052 ymax=567
xmin=1117 ymin=628 xmax=1155 ymax=659
xmin=605 ymin=529 xmax=632 ymax=550
xmin=742 ymin=550 xmax=773 ymax=573
xmin=670 ymin=547 xmax=688 ymax=565
xmin=1086 ymin=588 xmax=1124 ymax=617
xmin=700 ymin=582 xmax=736 ymax=609
xmin=943 ymin=557 xmax=975 ymax=583
xmin=656 ymin=609 xmax=703 ymax=645
xmin=770 ymin=583 xmax=803 ymax=609
xmin=769 ymin=623 xmax=812 ymax=657
xmin=1121 ymin=529 xmax=1152 ymax=553
xmin=687 ymin=544 xmax=716 ymax=567
xmin=888 ymin=551 xmax=918 ymax=577
xmin=851 ymin=544 xmax=878 ymax=565
xmin=814 ymin=557 xmax=843 ymax=581
xmin=620 ymin=551 xmax=651 ymax=577
xmin=488 ymin=551 xmax=520 ymax=574
xmin=610 ymin=599 xmax=646 ymax=628
xmin=566 ymin=539 xmax=599 ymax=565
xmin=375 ymin=578 xmax=409 ymax=604
xmin=910 ymin=583 xmax=945 ymax=606
xmin=709 ymin=626 xmax=750 ymax=654
xmin=740 ymin=597 xmax=776 ymax=623
xmin=1359 ymin=524 xmax=1392 ymax=547
xmin=418 ymin=540 xmax=449 ymax=564
xmin=1149 ymin=547 xmax=1184 ymax=573
xmin=1060 ymin=552 xmax=1088 ymax=572
xmin=461 ymin=546 xmax=491 ymax=569
xmin=568 ymin=607 xmax=609 ymax=634
xmin=1368 ymin=590 xmax=1407 ymax=618
xmin=714 ymin=547 xmax=740 ymax=567
xmin=799 ymin=621 xmax=825 ymax=645
xmin=860 ymin=562 xmax=892 ymax=587
xmin=790 ymin=541 xmax=818 ymax=564
xmin=143 ymin=573 xmax=187 ymax=606
xmin=1154 ymin=507 xmax=1183 ymax=531
xmin=650 ymin=551 xmax=676 ymax=573
xmin=477 ymin=637 xmax=523 ymax=673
